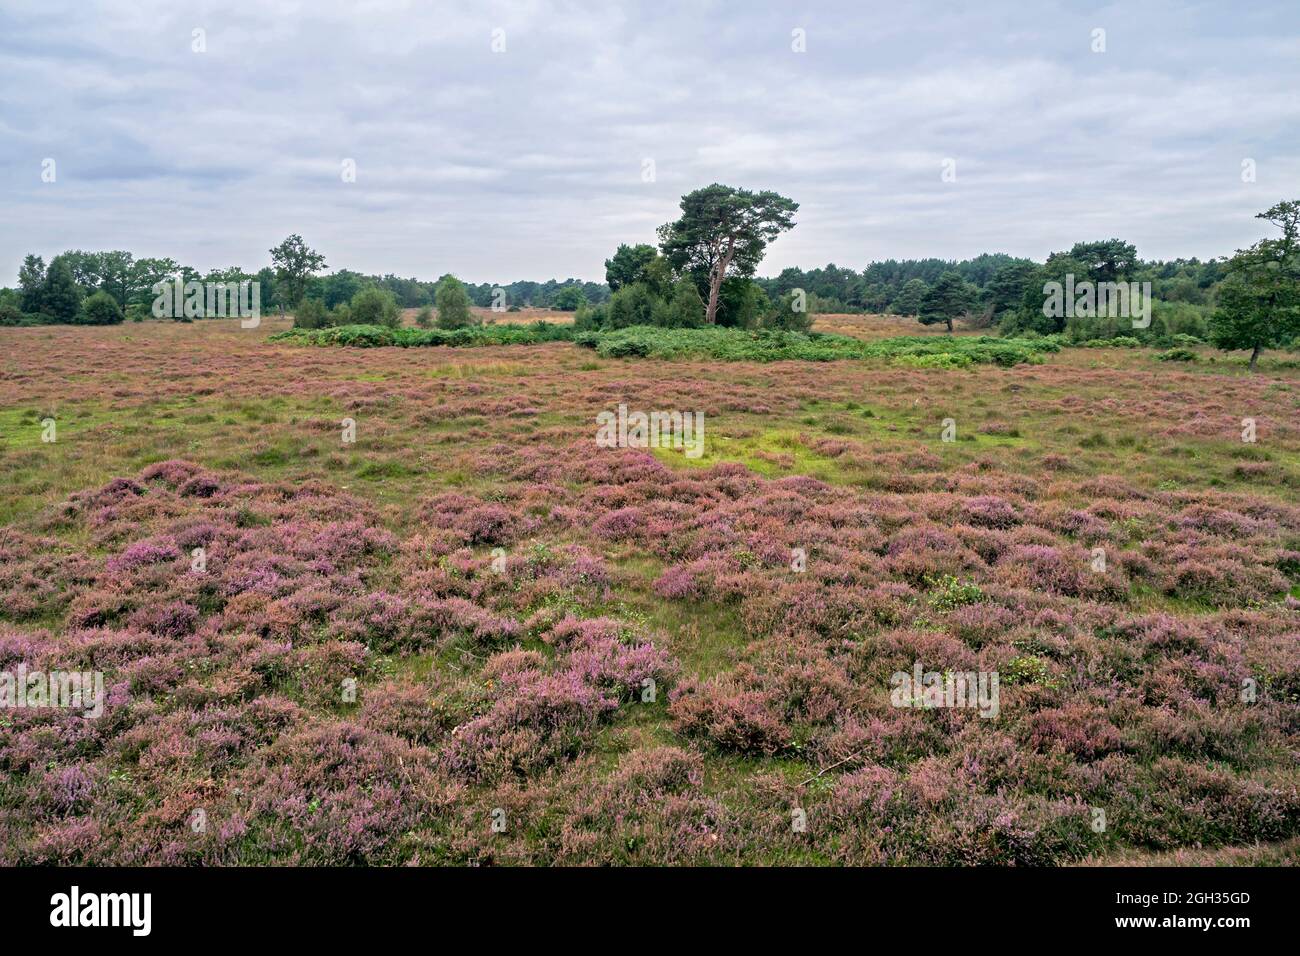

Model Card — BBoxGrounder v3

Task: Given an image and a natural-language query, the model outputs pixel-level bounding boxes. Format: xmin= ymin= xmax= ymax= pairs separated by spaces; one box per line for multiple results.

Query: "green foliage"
xmin=18 ymin=254 xmax=46 ymax=313
xmin=39 ymin=256 xmax=83 ymax=322
xmin=763 ymin=289 xmax=813 ymax=332
xmin=657 ymin=184 xmax=797 ymax=324
xmin=925 ymin=574 xmax=985 ymax=611
xmin=604 ymin=243 xmax=658 ymax=291
xmin=350 ymin=286 xmax=402 ymax=329
xmin=715 ymin=276 xmax=768 ymax=328
xmin=665 ymin=277 xmax=706 ymax=328
xmin=551 ymin=285 xmax=587 ymax=311
xmin=319 ymin=270 xmax=365 ymax=309
xmin=1067 ymin=239 xmax=1139 ymax=282
xmin=77 ymin=290 xmax=124 ymax=325
xmin=892 ymin=278 xmax=928 ymax=316
xmin=606 ymin=282 xmax=658 ymax=328
xmin=414 ymin=304 xmax=434 ymax=328
xmin=271 ymin=321 xmax=574 ymax=348
xmin=1005 ymin=655 xmax=1055 ymax=687
xmin=293 ymin=297 xmax=332 ymax=330
xmin=269 ymin=234 xmax=327 ymax=308
xmin=0 ymin=303 xmax=35 ymax=326
xmin=1157 ymin=347 xmax=1199 ymax=362
xmin=984 ymin=261 xmax=1038 ymax=318
xmin=1151 ymin=300 xmax=1209 ymax=341
xmin=435 ymin=275 xmax=475 ymax=329
xmin=1209 ymin=200 xmax=1300 ymax=368
xmin=918 ymin=270 xmax=972 ymax=332
xmin=575 ymin=326 xmax=1057 ymax=365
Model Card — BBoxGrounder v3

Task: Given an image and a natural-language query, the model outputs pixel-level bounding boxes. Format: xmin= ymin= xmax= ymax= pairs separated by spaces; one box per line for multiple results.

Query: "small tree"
xmin=985 ymin=261 xmax=1038 ymax=321
xmin=77 ymin=290 xmax=124 ymax=325
xmin=435 ymin=275 xmax=474 ymax=329
xmin=715 ymin=277 xmax=768 ymax=328
xmin=18 ymin=254 xmax=46 ymax=313
xmin=350 ymin=287 xmax=402 ymax=328
xmin=666 ymin=277 xmax=705 ymax=328
xmin=764 ymin=289 xmax=813 ymax=332
xmin=40 ymin=256 xmax=83 ymax=322
xmin=892 ymin=278 xmax=928 ymax=316
xmin=1209 ymin=200 xmax=1300 ymax=370
xmin=606 ymin=282 xmax=656 ymax=328
xmin=604 ymin=243 xmax=658 ymax=291
xmin=415 ymin=304 xmax=434 ymax=328
xmin=552 ymin=286 xmax=587 ymax=311
xmin=269 ymin=235 xmax=326 ymax=310
xmin=658 ymin=184 xmax=798 ymax=325
xmin=293 ymin=297 xmax=331 ymax=330
xmin=918 ymin=271 xmax=970 ymax=333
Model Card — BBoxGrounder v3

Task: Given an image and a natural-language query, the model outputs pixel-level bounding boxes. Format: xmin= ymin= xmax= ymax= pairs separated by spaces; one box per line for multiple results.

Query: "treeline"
xmin=0 ymin=240 xmax=608 ymax=327
xmin=309 ymin=272 xmax=608 ymax=312
xmin=756 ymin=247 xmax=1226 ymax=338
xmin=7 ymin=195 xmax=1294 ymax=368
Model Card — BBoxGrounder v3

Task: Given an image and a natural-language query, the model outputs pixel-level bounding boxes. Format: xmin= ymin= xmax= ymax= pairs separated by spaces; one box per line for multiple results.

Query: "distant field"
xmin=1 ymin=317 xmax=1297 ymax=865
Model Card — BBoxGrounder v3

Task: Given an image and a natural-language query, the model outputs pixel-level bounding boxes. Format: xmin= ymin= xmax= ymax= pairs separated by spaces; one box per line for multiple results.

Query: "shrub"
xmin=349 ymin=287 xmax=401 ymax=329
xmin=763 ymin=289 xmax=814 ymax=332
xmin=76 ymin=291 xmax=124 ymax=325
xmin=292 ymin=297 xmax=331 ymax=330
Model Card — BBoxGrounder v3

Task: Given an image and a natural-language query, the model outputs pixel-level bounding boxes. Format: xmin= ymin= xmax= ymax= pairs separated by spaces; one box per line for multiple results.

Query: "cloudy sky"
xmin=2 ymin=0 xmax=1298 ymax=285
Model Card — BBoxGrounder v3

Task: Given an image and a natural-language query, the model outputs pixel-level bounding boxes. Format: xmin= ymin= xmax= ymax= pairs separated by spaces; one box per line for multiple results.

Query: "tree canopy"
xmin=657 ymin=184 xmax=797 ymax=324
xmin=1209 ymin=199 xmax=1300 ymax=368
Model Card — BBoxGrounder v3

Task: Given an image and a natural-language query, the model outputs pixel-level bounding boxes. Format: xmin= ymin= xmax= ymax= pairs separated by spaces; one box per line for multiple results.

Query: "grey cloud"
xmin=1 ymin=0 xmax=1297 ymax=284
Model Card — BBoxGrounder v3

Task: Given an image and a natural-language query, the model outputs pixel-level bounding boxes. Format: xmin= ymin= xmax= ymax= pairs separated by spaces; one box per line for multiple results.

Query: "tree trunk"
xmin=946 ymin=317 xmax=953 ymax=334
xmin=705 ymin=271 xmax=722 ymax=325
xmin=1249 ymin=343 xmax=1261 ymax=370
xmin=704 ymin=239 xmax=736 ymax=325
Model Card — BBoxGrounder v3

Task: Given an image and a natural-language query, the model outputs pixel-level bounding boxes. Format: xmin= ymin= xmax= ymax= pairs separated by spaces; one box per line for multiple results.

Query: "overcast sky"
xmin=2 ymin=0 xmax=1298 ymax=285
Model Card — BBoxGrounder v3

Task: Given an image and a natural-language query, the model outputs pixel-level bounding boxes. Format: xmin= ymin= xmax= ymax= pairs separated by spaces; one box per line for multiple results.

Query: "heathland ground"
xmin=0 ymin=316 xmax=1296 ymax=865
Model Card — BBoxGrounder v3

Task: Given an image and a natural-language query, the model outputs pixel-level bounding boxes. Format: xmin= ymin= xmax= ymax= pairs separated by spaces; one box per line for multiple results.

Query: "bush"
xmin=270 ymin=322 xmax=576 ymax=349
xmin=414 ymin=305 xmax=433 ymax=328
xmin=607 ymin=282 xmax=657 ymax=329
xmin=1157 ymin=347 xmax=1199 ymax=362
xmin=577 ymin=327 xmax=1056 ymax=365
xmin=763 ymin=290 xmax=814 ymax=332
xmin=349 ymin=287 xmax=401 ymax=329
xmin=292 ymin=297 xmax=331 ymax=330
xmin=74 ymin=291 xmax=124 ymax=325
xmin=0 ymin=303 xmax=35 ymax=326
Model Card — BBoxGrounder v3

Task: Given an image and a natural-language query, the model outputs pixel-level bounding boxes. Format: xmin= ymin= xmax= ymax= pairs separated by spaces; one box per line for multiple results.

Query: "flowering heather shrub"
xmin=442 ymin=669 xmax=618 ymax=780
xmin=961 ymin=495 xmax=1022 ymax=529
xmin=554 ymin=747 xmax=727 ymax=865
xmin=669 ymin=673 xmax=791 ymax=755
xmin=653 ymin=564 xmax=700 ymax=599
xmin=233 ymin=721 xmax=457 ymax=864
xmin=591 ymin=506 xmax=645 ymax=541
